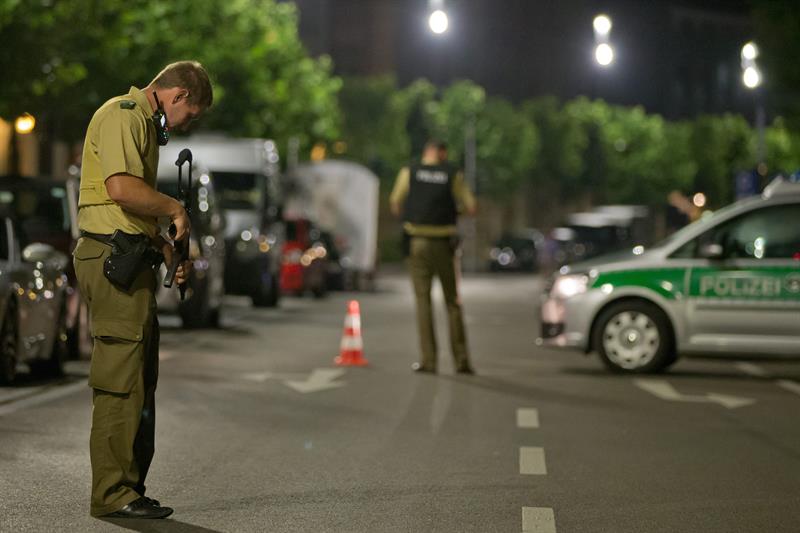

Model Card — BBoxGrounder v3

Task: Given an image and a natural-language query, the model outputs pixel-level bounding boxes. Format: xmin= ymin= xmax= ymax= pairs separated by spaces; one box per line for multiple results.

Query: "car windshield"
xmin=653 ymin=197 xmax=759 ymax=249
xmin=212 ymin=171 xmax=265 ymax=210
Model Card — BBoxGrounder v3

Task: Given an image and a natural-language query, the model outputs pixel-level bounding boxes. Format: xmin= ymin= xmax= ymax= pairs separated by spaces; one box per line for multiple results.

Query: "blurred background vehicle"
xmin=284 ymin=160 xmax=379 ymax=291
xmin=177 ymin=135 xmax=285 ymax=308
xmin=0 ymin=175 xmax=89 ymax=359
xmin=155 ymin=149 xmax=227 ymax=328
xmin=0 ymin=214 xmax=70 ymax=384
xmin=280 ymin=218 xmax=328 ymax=298
xmin=488 ymin=229 xmax=544 ymax=272
xmin=317 ymin=229 xmax=345 ymax=291
xmin=544 ymin=205 xmax=652 ymax=267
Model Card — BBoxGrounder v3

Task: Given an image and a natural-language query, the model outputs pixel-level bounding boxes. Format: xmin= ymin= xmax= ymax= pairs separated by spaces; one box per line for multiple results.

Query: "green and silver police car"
xmin=538 ymin=177 xmax=800 ymax=373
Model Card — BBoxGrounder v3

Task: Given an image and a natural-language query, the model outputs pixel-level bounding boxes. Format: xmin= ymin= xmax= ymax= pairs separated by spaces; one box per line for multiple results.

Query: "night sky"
xmin=295 ymin=0 xmax=756 ymax=119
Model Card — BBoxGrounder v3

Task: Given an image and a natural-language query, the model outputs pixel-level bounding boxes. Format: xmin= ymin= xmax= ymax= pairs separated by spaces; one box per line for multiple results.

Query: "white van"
xmin=175 ymin=135 xmax=284 ymax=307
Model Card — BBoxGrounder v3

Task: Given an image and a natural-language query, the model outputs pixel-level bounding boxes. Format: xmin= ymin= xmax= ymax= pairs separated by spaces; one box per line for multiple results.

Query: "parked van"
xmin=176 ymin=135 xmax=284 ymax=307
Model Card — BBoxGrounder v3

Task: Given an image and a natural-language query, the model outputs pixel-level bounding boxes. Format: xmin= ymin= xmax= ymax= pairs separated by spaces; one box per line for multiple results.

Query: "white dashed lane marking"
xmin=522 ymin=507 xmax=557 ymax=533
xmin=520 ymin=446 xmax=547 ymax=475
xmin=517 ymin=408 xmax=540 ymax=428
xmin=778 ymin=380 xmax=800 ymax=396
xmin=735 ymin=362 xmax=769 ymax=377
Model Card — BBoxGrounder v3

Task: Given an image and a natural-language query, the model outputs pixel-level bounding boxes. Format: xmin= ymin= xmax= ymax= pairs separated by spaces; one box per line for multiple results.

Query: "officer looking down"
xmin=390 ymin=140 xmax=477 ymax=375
xmin=72 ymin=61 xmax=212 ymax=520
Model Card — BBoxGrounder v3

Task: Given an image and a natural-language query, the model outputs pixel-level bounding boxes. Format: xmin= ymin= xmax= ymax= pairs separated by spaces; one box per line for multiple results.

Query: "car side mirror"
xmin=699 ymin=243 xmax=725 ymax=260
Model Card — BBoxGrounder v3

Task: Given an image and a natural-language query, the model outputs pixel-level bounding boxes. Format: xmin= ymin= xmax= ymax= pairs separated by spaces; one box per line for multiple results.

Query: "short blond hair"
xmin=151 ymin=61 xmax=213 ymax=108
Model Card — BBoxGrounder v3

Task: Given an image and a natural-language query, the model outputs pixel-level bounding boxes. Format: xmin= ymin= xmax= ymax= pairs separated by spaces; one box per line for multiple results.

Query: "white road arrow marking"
xmin=241 ymin=372 xmax=275 ymax=383
xmin=285 ymin=368 xmax=347 ymax=394
xmin=634 ymin=379 xmax=756 ymax=409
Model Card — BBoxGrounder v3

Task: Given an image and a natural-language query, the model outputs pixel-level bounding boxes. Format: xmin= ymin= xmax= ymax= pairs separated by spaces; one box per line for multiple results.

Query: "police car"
xmin=538 ymin=177 xmax=800 ymax=373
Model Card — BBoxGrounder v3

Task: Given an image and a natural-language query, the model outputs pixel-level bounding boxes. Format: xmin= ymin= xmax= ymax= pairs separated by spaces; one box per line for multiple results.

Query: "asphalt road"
xmin=1 ymin=271 xmax=799 ymax=533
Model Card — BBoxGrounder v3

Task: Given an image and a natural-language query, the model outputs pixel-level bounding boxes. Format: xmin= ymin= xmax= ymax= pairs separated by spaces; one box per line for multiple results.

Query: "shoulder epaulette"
xmin=119 ymin=100 xmax=137 ymax=110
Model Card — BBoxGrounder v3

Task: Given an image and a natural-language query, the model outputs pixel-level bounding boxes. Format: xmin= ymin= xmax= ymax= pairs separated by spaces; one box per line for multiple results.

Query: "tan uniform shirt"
xmin=389 ymin=160 xmax=476 ymax=237
xmin=78 ymin=86 xmax=159 ymax=238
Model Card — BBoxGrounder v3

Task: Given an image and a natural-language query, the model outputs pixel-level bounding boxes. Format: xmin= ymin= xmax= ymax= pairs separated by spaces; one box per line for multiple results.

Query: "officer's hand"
xmin=175 ymin=259 xmax=193 ymax=285
xmin=171 ymin=207 xmax=191 ymax=242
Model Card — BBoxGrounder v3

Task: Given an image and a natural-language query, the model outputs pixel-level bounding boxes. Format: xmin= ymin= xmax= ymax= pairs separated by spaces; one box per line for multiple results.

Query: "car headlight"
xmin=550 ymin=274 xmax=589 ymax=299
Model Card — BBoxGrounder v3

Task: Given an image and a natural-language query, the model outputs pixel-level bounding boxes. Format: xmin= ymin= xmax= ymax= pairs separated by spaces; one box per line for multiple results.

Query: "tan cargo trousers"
xmin=407 ymin=236 xmax=470 ymax=371
xmin=73 ymin=237 xmax=159 ymax=517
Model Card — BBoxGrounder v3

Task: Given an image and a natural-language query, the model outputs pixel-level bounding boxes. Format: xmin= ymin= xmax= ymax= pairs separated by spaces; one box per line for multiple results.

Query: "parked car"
xmin=280 ymin=218 xmax=328 ymax=298
xmin=156 ymin=149 xmax=226 ymax=328
xmin=0 ymin=176 xmax=89 ymax=359
xmin=177 ymin=135 xmax=284 ymax=307
xmin=0 ymin=215 xmax=70 ymax=383
xmin=539 ymin=177 xmax=800 ymax=373
xmin=488 ymin=229 xmax=544 ymax=272
xmin=546 ymin=207 xmax=650 ymax=268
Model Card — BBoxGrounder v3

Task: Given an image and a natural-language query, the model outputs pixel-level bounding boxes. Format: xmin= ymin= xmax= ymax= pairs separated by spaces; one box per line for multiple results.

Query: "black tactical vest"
xmin=404 ymin=163 xmax=457 ymax=226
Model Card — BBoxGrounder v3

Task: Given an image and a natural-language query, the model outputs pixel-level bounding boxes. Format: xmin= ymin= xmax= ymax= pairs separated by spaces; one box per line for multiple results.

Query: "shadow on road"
xmin=99 ymin=517 xmax=223 ymax=533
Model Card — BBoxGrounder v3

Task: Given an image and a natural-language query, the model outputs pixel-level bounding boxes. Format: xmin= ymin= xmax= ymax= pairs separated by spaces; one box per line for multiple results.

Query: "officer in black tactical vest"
xmin=390 ymin=141 xmax=477 ymax=374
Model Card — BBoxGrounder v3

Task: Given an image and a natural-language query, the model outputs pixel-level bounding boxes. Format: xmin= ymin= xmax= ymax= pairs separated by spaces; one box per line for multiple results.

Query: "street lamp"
xmin=595 ymin=43 xmax=614 ymax=67
xmin=741 ymin=41 xmax=761 ymax=89
xmin=593 ymin=14 xmax=614 ymax=68
xmin=14 ymin=113 xmax=35 ymax=135
xmin=428 ymin=0 xmax=448 ymax=35
xmin=741 ymin=41 xmax=765 ymax=171
xmin=429 ymin=10 xmax=448 ymax=34
xmin=593 ymin=15 xmax=612 ymax=37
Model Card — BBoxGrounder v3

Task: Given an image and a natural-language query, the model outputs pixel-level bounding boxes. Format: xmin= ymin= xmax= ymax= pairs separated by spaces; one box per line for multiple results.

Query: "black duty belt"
xmin=80 ymin=230 xmax=115 ymax=245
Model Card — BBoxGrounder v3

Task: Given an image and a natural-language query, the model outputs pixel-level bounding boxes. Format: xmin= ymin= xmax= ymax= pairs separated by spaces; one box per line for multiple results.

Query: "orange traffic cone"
xmin=334 ymin=300 xmax=368 ymax=366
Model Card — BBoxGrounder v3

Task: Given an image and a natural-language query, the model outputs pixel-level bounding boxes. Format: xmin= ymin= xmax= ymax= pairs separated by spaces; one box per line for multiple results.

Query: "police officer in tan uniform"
xmin=73 ymin=61 xmax=212 ymax=519
xmin=390 ymin=140 xmax=477 ymax=375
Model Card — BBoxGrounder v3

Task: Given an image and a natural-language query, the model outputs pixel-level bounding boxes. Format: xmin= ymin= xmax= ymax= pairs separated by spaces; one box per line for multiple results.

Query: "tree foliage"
xmin=0 ymin=0 xmax=341 ymax=149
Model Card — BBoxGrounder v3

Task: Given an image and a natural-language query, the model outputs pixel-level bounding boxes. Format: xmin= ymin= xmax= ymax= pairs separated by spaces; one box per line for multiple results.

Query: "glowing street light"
xmin=595 ymin=43 xmax=614 ymax=67
xmin=740 ymin=41 xmax=762 ymax=89
xmin=429 ymin=9 xmax=448 ymax=34
xmin=592 ymin=14 xmax=614 ymax=67
xmin=743 ymin=66 xmax=762 ymax=89
xmin=14 ymin=113 xmax=36 ymax=135
xmin=741 ymin=41 xmax=758 ymax=62
xmin=593 ymin=14 xmax=612 ymax=37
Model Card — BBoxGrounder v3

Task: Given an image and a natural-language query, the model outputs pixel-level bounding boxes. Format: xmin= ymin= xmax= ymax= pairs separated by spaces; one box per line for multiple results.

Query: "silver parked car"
xmin=539 ymin=177 xmax=800 ymax=373
xmin=0 ymin=215 xmax=70 ymax=383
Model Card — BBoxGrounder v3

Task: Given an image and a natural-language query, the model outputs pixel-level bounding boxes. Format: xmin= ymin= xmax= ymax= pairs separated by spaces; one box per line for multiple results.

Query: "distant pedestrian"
xmin=73 ymin=61 xmax=212 ymax=519
xmin=390 ymin=140 xmax=477 ymax=374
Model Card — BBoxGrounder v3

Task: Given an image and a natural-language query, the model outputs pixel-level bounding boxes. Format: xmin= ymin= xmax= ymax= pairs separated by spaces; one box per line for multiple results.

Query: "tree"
xmin=429 ymin=80 xmax=486 ymax=165
xmin=474 ymin=97 xmax=539 ymax=201
xmin=765 ymin=117 xmax=800 ymax=174
xmin=522 ymin=96 xmax=585 ymax=193
xmin=0 ymin=0 xmax=341 ymax=152
xmin=690 ymin=114 xmax=754 ymax=207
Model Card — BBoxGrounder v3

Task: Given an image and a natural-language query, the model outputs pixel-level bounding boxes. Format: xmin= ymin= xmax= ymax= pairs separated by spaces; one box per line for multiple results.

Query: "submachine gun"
xmin=164 ymin=148 xmax=193 ymax=300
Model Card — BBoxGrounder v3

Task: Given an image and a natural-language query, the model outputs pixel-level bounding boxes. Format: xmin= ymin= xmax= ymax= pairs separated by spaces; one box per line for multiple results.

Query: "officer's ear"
xmin=173 ymin=89 xmax=190 ymax=105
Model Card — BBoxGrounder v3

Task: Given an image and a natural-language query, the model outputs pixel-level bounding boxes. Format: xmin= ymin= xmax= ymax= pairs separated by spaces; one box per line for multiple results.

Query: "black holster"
xmin=88 ymin=230 xmax=163 ymax=291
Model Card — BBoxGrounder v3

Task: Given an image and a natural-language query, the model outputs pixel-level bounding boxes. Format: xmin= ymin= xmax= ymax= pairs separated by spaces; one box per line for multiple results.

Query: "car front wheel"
xmin=593 ymin=301 xmax=675 ymax=374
